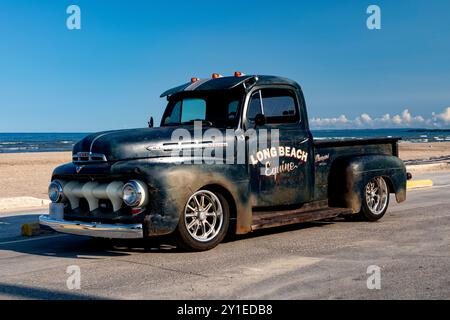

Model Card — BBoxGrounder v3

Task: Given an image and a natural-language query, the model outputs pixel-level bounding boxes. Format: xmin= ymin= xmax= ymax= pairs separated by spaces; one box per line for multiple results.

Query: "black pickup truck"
xmin=39 ymin=74 xmax=407 ymax=251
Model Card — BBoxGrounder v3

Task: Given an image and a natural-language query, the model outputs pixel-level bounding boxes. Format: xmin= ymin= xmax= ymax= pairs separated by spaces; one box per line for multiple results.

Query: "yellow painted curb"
xmin=407 ymin=179 xmax=433 ymax=190
xmin=21 ymin=222 xmax=45 ymax=237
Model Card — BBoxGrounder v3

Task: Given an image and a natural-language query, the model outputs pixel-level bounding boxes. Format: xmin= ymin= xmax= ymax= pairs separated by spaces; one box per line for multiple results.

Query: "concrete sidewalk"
xmin=0 ymin=197 xmax=50 ymax=213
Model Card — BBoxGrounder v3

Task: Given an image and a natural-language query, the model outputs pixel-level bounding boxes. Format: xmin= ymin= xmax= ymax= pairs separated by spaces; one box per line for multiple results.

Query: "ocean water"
xmin=311 ymin=128 xmax=450 ymax=143
xmin=0 ymin=133 xmax=88 ymax=153
xmin=0 ymin=129 xmax=449 ymax=153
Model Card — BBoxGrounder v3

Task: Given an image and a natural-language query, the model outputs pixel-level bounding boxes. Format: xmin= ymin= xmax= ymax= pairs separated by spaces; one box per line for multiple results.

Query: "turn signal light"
xmin=191 ymin=77 xmax=200 ymax=83
xmin=212 ymin=73 xmax=223 ymax=79
xmin=131 ymin=208 xmax=145 ymax=214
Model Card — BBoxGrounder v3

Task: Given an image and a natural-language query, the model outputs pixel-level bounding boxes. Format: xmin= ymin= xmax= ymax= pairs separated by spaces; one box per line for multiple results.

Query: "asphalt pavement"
xmin=0 ymin=172 xmax=449 ymax=299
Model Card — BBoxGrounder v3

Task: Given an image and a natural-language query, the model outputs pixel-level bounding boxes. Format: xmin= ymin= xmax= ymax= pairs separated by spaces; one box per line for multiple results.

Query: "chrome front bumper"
xmin=39 ymin=215 xmax=143 ymax=239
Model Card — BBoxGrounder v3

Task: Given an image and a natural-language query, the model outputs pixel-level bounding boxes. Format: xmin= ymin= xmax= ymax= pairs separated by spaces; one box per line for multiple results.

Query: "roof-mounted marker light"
xmin=191 ymin=77 xmax=200 ymax=83
xmin=212 ymin=73 xmax=223 ymax=79
xmin=234 ymin=71 xmax=245 ymax=77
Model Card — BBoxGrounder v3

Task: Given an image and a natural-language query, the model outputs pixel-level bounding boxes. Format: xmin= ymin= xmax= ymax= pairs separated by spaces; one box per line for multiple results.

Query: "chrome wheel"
xmin=184 ymin=190 xmax=224 ymax=243
xmin=365 ymin=177 xmax=389 ymax=215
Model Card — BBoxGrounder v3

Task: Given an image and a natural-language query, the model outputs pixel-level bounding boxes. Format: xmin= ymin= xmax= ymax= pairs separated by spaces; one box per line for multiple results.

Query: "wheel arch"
xmin=200 ymin=184 xmax=237 ymax=225
xmin=382 ymin=175 xmax=394 ymax=193
xmin=328 ymin=154 xmax=407 ymax=213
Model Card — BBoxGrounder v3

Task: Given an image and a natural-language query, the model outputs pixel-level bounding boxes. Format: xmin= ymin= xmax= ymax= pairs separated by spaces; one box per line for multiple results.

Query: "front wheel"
xmin=175 ymin=189 xmax=229 ymax=251
xmin=359 ymin=176 xmax=390 ymax=221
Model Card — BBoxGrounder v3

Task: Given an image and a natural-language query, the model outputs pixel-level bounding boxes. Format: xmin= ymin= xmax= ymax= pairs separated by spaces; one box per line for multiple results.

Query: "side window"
xmin=228 ymin=100 xmax=239 ymax=121
xmin=260 ymin=89 xmax=299 ymax=124
xmin=246 ymin=91 xmax=262 ymax=123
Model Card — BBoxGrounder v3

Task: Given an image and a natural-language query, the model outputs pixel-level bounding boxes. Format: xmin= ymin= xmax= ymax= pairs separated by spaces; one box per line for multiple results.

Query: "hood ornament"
xmin=75 ymin=165 xmax=85 ymax=173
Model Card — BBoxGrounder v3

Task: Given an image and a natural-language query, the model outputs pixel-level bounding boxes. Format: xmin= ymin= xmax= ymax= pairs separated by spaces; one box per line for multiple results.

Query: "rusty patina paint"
xmin=50 ymin=75 xmax=407 ymax=238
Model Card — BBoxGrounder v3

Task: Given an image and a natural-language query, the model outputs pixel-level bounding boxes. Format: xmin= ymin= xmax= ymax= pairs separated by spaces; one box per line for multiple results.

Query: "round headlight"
xmin=122 ymin=180 xmax=147 ymax=207
xmin=48 ymin=180 xmax=64 ymax=203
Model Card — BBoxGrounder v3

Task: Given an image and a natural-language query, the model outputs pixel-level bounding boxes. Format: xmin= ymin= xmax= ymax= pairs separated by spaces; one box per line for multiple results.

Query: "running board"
xmin=251 ymin=207 xmax=353 ymax=231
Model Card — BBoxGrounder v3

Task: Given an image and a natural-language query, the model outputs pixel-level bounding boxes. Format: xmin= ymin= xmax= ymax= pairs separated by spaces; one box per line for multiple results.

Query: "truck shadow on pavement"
xmin=0 ymin=214 xmax=336 ymax=258
xmin=0 ymin=283 xmax=109 ymax=300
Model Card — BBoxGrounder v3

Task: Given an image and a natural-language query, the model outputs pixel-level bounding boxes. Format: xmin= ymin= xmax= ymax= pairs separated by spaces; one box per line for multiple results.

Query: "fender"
xmin=328 ymin=155 xmax=407 ymax=213
xmin=111 ymin=159 xmax=252 ymax=236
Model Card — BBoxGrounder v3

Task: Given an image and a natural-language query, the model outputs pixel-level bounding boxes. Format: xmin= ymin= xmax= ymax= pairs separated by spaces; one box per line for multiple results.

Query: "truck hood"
xmin=73 ymin=126 xmax=230 ymax=162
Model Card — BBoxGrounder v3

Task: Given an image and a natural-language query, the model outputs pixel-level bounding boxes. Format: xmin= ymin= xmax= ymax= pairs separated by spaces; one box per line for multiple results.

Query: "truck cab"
xmin=160 ymin=76 xmax=315 ymax=208
xmin=39 ymin=73 xmax=407 ymax=251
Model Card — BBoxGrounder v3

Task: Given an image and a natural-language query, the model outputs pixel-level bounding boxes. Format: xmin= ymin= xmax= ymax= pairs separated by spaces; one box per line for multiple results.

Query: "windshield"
xmin=161 ymin=91 xmax=242 ymax=128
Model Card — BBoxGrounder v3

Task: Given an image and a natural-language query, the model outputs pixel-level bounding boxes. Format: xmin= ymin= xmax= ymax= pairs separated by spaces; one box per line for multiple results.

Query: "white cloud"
xmin=381 ymin=113 xmax=391 ymax=122
xmin=433 ymin=107 xmax=450 ymax=123
xmin=360 ymin=113 xmax=372 ymax=123
xmin=338 ymin=115 xmax=348 ymax=123
xmin=310 ymin=107 xmax=450 ymax=129
xmin=310 ymin=114 xmax=349 ymax=127
xmin=392 ymin=115 xmax=402 ymax=125
xmin=402 ymin=109 xmax=412 ymax=123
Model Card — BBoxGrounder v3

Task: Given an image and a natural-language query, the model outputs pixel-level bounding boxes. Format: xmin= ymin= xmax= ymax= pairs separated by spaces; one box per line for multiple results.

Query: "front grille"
xmin=62 ymin=180 xmax=124 ymax=212
xmin=72 ymin=152 xmax=107 ymax=164
xmin=60 ymin=179 xmax=146 ymax=223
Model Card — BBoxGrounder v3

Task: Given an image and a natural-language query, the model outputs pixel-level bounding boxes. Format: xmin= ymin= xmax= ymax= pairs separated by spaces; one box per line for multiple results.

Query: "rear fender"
xmin=328 ymin=155 xmax=407 ymax=213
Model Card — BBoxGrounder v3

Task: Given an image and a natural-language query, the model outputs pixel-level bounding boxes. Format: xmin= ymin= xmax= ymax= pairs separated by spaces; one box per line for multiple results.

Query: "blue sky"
xmin=1 ymin=0 xmax=450 ymax=132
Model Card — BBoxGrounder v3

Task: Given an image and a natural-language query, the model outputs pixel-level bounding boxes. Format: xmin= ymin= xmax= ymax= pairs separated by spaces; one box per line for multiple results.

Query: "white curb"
xmin=0 ymin=197 xmax=50 ymax=211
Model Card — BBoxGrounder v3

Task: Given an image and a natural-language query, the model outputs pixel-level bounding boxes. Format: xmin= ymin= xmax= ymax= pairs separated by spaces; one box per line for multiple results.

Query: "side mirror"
xmin=148 ymin=116 xmax=154 ymax=128
xmin=254 ymin=113 xmax=266 ymax=127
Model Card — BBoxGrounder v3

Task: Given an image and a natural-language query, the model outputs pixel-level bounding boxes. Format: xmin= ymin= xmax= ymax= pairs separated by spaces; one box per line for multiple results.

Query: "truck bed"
xmin=313 ymin=137 xmax=402 ymax=202
xmin=314 ymin=137 xmax=401 ymax=157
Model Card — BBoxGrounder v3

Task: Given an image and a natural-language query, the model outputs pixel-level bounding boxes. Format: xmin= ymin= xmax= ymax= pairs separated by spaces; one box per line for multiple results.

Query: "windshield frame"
xmin=160 ymin=89 xmax=245 ymax=129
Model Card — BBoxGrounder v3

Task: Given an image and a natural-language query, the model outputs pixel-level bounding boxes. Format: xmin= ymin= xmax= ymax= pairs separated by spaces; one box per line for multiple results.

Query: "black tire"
xmin=359 ymin=176 xmax=390 ymax=221
xmin=175 ymin=189 xmax=230 ymax=251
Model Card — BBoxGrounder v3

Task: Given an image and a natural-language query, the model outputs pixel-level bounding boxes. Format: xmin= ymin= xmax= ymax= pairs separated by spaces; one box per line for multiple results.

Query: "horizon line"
xmin=1 ymin=127 xmax=450 ymax=134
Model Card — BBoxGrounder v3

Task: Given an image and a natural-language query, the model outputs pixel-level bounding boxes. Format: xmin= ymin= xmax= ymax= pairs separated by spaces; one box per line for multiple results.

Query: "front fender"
xmin=328 ymin=155 xmax=407 ymax=213
xmin=111 ymin=159 xmax=252 ymax=236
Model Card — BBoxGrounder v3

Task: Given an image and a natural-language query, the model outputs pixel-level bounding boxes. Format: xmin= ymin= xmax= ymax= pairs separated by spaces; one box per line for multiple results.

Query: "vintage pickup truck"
xmin=39 ymin=73 xmax=408 ymax=251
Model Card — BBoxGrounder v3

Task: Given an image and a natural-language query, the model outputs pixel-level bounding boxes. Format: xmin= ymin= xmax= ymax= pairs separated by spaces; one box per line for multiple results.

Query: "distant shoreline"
xmin=1 ymin=129 xmax=450 ymax=154
xmin=1 ymin=137 xmax=450 ymax=155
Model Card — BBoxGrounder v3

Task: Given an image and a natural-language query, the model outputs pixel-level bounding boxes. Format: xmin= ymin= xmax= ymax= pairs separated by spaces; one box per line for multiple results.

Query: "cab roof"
xmin=160 ymin=75 xmax=301 ymax=98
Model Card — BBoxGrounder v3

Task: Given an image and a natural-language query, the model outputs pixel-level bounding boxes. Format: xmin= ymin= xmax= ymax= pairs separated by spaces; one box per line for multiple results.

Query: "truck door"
xmin=245 ymin=87 xmax=314 ymax=208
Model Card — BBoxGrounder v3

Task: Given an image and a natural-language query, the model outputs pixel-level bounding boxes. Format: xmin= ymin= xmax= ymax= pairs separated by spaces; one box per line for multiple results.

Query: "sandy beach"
xmin=398 ymin=141 xmax=450 ymax=161
xmin=0 ymin=152 xmax=71 ymax=199
xmin=0 ymin=142 xmax=449 ymax=200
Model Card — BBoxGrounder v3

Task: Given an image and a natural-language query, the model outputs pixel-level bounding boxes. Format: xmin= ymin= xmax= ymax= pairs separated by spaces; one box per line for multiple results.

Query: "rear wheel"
xmin=359 ymin=176 xmax=390 ymax=221
xmin=176 ymin=189 xmax=229 ymax=251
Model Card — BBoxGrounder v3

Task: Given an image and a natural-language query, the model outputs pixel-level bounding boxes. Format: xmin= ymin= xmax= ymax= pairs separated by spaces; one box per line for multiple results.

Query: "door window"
xmin=260 ymin=89 xmax=299 ymax=124
xmin=246 ymin=89 xmax=300 ymax=126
